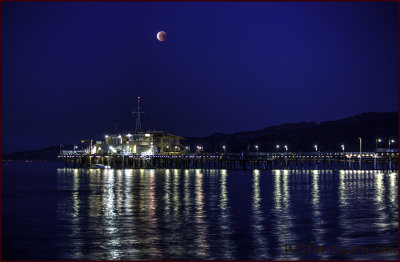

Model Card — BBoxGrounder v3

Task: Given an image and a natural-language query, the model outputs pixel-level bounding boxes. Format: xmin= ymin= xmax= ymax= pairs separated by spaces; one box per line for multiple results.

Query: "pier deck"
xmin=59 ymin=152 xmax=398 ymax=171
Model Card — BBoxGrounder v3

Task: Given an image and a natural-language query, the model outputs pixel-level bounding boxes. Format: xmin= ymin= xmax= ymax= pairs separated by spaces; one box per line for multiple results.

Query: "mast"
xmin=132 ymin=96 xmax=145 ymax=133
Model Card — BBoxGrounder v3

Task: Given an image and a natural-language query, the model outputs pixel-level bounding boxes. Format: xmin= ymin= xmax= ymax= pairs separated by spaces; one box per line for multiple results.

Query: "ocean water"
xmin=2 ymin=162 xmax=398 ymax=260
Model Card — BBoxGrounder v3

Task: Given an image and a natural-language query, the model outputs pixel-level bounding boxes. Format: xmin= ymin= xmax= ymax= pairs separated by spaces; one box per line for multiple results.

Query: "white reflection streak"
xmin=375 ymin=172 xmax=384 ymax=204
xmin=122 ymin=169 xmax=138 ymax=257
xmin=195 ymin=172 xmax=210 ymax=258
xmin=273 ymin=170 xmax=296 ymax=259
xmin=124 ymin=169 xmax=133 ymax=213
xmin=218 ymin=170 xmax=234 ymax=259
xmin=164 ymin=170 xmax=171 ymax=216
xmin=103 ymin=169 xmax=120 ymax=260
xmin=252 ymin=170 xmax=269 ymax=259
xmin=88 ymin=169 xmax=101 ymax=218
xmin=71 ymin=170 xmax=83 ymax=258
xmin=72 ymin=170 xmax=80 ymax=219
xmin=115 ymin=170 xmax=123 ymax=214
xmin=389 ymin=172 xmax=398 ymax=205
xmin=374 ymin=172 xmax=388 ymax=234
xmin=184 ymin=170 xmax=191 ymax=216
xmin=311 ymin=171 xmax=325 ymax=250
xmin=173 ymin=169 xmax=180 ymax=214
xmin=274 ymin=170 xmax=282 ymax=210
xmin=338 ymin=172 xmax=347 ymax=209
xmin=148 ymin=170 xmax=160 ymax=257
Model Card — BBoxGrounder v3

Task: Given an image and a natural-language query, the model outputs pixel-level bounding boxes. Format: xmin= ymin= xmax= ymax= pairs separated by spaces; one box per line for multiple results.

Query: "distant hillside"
xmin=3 ymin=145 xmax=73 ymax=161
xmin=2 ymin=112 xmax=398 ymax=161
xmin=184 ymin=112 xmax=398 ymax=153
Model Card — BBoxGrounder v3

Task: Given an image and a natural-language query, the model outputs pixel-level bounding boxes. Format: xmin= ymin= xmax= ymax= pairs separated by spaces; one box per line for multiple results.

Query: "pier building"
xmin=92 ymin=131 xmax=183 ymax=156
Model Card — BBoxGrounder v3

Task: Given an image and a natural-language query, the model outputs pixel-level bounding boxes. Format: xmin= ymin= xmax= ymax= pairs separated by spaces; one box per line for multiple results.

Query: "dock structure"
xmin=59 ymin=152 xmax=398 ymax=171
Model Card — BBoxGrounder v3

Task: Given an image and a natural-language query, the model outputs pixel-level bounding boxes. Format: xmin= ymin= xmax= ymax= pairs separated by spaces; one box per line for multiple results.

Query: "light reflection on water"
xmin=53 ymin=169 xmax=398 ymax=260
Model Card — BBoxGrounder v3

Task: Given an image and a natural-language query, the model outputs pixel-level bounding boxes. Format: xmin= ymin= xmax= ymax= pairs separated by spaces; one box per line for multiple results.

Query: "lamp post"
xmin=314 ymin=145 xmax=318 ymax=152
xmin=389 ymin=139 xmax=395 ymax=152
xmin=276 ymin=145 xmax=280 ymax=152
xmin=74 ymin=145 xmax=77 ymax=155
xmin=255 ymin=145 xmax=259 ymax=154
xmin=341 ymin=144 xmax=345 ymax=153
xmin=376 ymin=138 xmax=382 ymax=152
xmin=284 ymin=145 xmax=288 ymax=152
xmin=222 ymin=145 xmax=226 ymax=154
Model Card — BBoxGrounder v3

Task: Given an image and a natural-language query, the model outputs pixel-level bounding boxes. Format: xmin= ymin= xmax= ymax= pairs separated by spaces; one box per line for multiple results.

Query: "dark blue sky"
xmin=2 ymin=2 xmax=398 ymax=154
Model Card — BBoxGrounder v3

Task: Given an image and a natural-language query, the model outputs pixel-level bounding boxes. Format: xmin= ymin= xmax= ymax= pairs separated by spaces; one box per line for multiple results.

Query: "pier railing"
xmin=58 ymin=151 xmax=398 ymax=171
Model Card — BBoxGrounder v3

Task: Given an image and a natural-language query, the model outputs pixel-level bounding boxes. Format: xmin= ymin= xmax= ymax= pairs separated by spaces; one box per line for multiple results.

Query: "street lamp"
xmin=284 ymin=145 xmax=288 ymax=152
xmin=74 ymin=145 xmax=77 ymax=154
xmin=255 ymin=145 xmax=259 ymax=154
xmin=376 ymin=138 xmax=382 ymax=152
xmin=197 ymin=145 xmax=203 ymax=153
xmin=222 ymin=145 xmax=226 ymax=154
xmin=389 ymin=139 xmax=395 ymax=152
xmin=276 ymin=145 xmax=280 ymax=152
xmin=341 ymin=144 xmax=345 ymax=153
xmin=314 ymin=145 xmax=318 ymax=152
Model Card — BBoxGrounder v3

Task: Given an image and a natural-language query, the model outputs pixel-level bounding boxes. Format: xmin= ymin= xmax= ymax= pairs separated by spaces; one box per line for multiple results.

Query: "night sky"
xmin=2 ymin=2 xmax=398 ymax=154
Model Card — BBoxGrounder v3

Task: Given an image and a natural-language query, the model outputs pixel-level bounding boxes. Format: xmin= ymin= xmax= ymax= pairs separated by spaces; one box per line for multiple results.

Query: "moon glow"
xmin=157 ymin=31 xmax=167 ymax=41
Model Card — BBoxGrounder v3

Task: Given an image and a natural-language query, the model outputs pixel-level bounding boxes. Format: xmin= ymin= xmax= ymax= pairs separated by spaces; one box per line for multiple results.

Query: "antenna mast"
xmin=132 ymin=96 xmax=145 ymax=133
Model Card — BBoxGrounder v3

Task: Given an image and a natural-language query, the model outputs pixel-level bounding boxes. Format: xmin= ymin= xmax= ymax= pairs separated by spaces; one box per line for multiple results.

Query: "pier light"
xmin=389 ymin=139 xmax=396 ymax=151
xmin=375 ymin=138 xmax=382 ymax=152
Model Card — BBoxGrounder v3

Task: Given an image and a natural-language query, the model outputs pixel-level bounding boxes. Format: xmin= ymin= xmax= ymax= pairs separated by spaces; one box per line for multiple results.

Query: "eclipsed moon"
xmin=157 ymin=31 xmax=167 ymax=41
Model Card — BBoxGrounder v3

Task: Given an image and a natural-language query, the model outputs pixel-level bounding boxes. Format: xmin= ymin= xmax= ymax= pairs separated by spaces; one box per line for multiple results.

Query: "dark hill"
xmin=184 ymin=112 xmax=398 ymax=153
xmin=3 ymin=145 xmax=73 ymax=161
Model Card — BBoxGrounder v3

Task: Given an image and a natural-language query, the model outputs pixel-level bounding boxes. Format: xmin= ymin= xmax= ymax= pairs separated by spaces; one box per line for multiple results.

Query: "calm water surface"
xmin=2 ymin=162 xmax=398 ymax=260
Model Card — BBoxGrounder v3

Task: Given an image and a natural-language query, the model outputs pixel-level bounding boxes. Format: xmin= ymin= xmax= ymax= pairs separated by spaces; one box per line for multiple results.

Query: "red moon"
xmin=157 ymin=31 xmax=167 ymax=41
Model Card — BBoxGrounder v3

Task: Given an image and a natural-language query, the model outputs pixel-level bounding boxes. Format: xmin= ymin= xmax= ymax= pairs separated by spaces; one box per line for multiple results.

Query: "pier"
xmin=59 ymin=152 xmax=398 ymax=171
